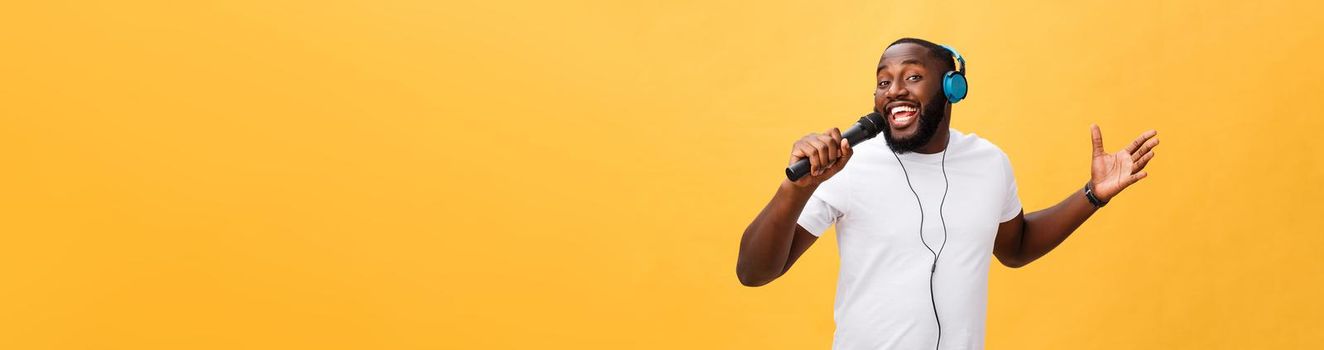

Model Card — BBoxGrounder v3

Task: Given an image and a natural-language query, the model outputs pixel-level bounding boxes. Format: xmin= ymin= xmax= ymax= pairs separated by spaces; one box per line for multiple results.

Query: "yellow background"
xmin=3 ymin=0 xmax=1322 ymax=348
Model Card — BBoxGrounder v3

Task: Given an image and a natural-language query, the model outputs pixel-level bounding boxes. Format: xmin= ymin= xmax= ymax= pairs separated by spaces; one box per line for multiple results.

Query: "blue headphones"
xmin=938 ymin=44 xmax=968 ymax=104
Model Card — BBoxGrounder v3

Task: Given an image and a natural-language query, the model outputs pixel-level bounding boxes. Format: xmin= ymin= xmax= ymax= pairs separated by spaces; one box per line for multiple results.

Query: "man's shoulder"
xmin=952 ymin=128 xmax=1010 ymax=160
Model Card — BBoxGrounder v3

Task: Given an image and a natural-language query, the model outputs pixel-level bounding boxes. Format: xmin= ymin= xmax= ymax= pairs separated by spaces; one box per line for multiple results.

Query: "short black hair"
xmin=884 ymin=37 xmax=956 ymax=73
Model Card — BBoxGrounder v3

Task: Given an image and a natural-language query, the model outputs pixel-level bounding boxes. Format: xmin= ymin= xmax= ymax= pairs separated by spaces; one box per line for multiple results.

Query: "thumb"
xmin=1090 ymin=124 xmax=1106 ymax=157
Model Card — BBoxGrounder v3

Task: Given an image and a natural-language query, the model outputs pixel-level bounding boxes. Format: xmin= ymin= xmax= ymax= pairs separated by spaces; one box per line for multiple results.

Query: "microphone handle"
xmin=784 ymin=122 xmax=875 ymax=181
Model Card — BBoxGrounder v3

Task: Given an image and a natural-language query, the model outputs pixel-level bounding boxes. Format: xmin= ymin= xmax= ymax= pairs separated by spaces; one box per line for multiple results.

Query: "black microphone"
xmin=785 ymin=112 xmax=886 ymax=181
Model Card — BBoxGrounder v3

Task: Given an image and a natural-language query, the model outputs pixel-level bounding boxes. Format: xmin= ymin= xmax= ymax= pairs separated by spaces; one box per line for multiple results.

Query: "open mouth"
xmin=885 ymin=101 xmax=920 ymax=129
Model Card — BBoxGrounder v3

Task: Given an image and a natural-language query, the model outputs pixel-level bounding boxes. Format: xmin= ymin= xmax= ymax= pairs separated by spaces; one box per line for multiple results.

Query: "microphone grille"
xmin=860 ymin=112 xmax=886 ymax=136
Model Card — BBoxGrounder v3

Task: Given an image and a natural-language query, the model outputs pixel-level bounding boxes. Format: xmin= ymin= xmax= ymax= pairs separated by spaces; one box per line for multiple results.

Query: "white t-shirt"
xmin=797 ymin=128 xmax=1021 ymax=350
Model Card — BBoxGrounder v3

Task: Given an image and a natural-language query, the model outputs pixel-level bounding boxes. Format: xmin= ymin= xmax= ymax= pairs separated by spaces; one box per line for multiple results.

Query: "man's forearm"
xmin=1000 ymin=126 xmax=1157 ymax=267
xmin=1017 ymin=185 xmax=1099 ymax=264
xmin=737 ymin=181 xmax=815 ymax=286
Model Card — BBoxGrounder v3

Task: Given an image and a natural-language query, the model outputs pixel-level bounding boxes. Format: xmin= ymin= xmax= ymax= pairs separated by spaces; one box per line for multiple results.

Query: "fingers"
xmin=1091 ymin=124 xmax=1106 ymax=157
xmin=1134 ymin=150 xmax=1156 ymax=172
xmin=809 ymin=129 xmax=842 ymax=175
xmin=791 ymin=134 xmax=820 ymax=175
xmin=1129 ymin=170 xmax=1149 ymax=184
xmin=805 ymin=138 xmax=826 ymax=175
xmin=836 ymin=138 xmax=854 ymax=171
xmin=823 ymin=128 xmax=842 ymax=167
xmin=1127 ymin=129 xmax=1158 ymax=173
xmin=1131 ymin=134 xmax=1160 ymax=159
xmin=819 ymin=139 xmax=851 ymax=175
xmin=790 ymin=128 xmax=850 ymax=181
xmin=1126 ymin=130 xmax=1159 ymax=156
xmin=790 ymin=148 xmax=806 ymax=168
xmin=829 ymin=127 xmax=843 ymax=147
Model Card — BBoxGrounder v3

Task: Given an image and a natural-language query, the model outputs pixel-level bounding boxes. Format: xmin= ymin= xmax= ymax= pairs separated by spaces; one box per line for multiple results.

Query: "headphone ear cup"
xmin=943 ymin=71 xmax=968 ymax=104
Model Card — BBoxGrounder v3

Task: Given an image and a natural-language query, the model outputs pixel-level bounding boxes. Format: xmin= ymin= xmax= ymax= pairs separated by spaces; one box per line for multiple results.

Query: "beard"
xmin=880 ymin=92 xmax=947 ymax=154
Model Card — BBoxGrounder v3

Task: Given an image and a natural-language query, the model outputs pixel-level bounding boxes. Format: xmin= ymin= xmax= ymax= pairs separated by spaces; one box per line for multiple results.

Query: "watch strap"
xmin=1085 ymin=182 xmax=1108 ymax=208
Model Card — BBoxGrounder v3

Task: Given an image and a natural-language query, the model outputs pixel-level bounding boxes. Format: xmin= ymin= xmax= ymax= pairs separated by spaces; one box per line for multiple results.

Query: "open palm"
xmin=1090 ymin=124 xmax=1159 ymax=202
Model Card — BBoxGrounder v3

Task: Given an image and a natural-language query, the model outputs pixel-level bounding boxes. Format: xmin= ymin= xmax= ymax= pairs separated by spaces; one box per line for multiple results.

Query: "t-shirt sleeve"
xmin=1000 ymin=153 xmax=1023 ymax=223
xmin=797 ymin=193 xmax=843 ymax=237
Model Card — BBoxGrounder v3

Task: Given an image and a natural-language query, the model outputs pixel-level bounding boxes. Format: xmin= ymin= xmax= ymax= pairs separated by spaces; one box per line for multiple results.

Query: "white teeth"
xmin=889 ymin=105 xmax=917 ymax=115
xmin=891 ymin=105 xmax=916 ymax=126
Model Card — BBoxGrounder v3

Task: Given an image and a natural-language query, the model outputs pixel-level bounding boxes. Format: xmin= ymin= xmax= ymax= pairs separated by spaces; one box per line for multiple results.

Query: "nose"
xmin=883 ymin=80 xmax=908 ymax=101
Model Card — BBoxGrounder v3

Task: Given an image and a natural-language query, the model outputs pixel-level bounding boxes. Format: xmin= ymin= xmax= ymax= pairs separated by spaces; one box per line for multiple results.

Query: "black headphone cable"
xmin=891 ymin=135 xmax=950 ymax=350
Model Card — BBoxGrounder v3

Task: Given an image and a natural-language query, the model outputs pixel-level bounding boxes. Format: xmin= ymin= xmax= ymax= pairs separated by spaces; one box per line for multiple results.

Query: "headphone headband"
xmin=939 ymin=44 xmax=966 ymax=75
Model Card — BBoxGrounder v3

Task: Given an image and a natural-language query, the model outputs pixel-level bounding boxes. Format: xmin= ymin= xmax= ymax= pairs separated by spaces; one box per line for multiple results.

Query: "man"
xmin=735 ymin=38 xmax=1160 ymax=349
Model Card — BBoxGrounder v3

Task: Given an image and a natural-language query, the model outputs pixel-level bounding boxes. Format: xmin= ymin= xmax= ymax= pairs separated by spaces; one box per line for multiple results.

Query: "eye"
xmin=877 ymin=80 xmax=890 ymax=88
xmin=906 ymin=74 xmax=922 ymax=82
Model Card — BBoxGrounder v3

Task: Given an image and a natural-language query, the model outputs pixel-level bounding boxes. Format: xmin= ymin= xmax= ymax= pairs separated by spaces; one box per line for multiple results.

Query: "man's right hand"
xmin=739 ymin=127 xmax=849 ymax=286
xmin=788 ymin=127 xmax=854 ymax=188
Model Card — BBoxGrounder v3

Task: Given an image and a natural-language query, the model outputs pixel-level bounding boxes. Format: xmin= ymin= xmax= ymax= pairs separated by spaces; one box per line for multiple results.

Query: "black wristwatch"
xmin=1084 ymin=181 xmax=1108 ymax=208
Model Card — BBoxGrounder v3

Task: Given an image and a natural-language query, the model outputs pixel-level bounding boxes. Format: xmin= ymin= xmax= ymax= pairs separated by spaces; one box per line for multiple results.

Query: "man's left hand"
xmin=1090 ymin=124 xmax=1159 ymax=202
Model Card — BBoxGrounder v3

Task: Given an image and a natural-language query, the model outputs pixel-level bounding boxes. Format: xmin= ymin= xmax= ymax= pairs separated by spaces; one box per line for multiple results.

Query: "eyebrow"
xmin=877 ymin=59 xmax=924 ymax=72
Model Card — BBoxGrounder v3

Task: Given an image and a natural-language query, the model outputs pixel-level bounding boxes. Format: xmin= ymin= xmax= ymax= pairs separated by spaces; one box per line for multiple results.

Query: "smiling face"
xmin=874 ymin=42 xmax=950 ymax=154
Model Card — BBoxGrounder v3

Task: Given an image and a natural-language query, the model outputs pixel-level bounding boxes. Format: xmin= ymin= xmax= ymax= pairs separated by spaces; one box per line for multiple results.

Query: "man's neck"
xmin=910 ymin=116 xmax=951 ymax=154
